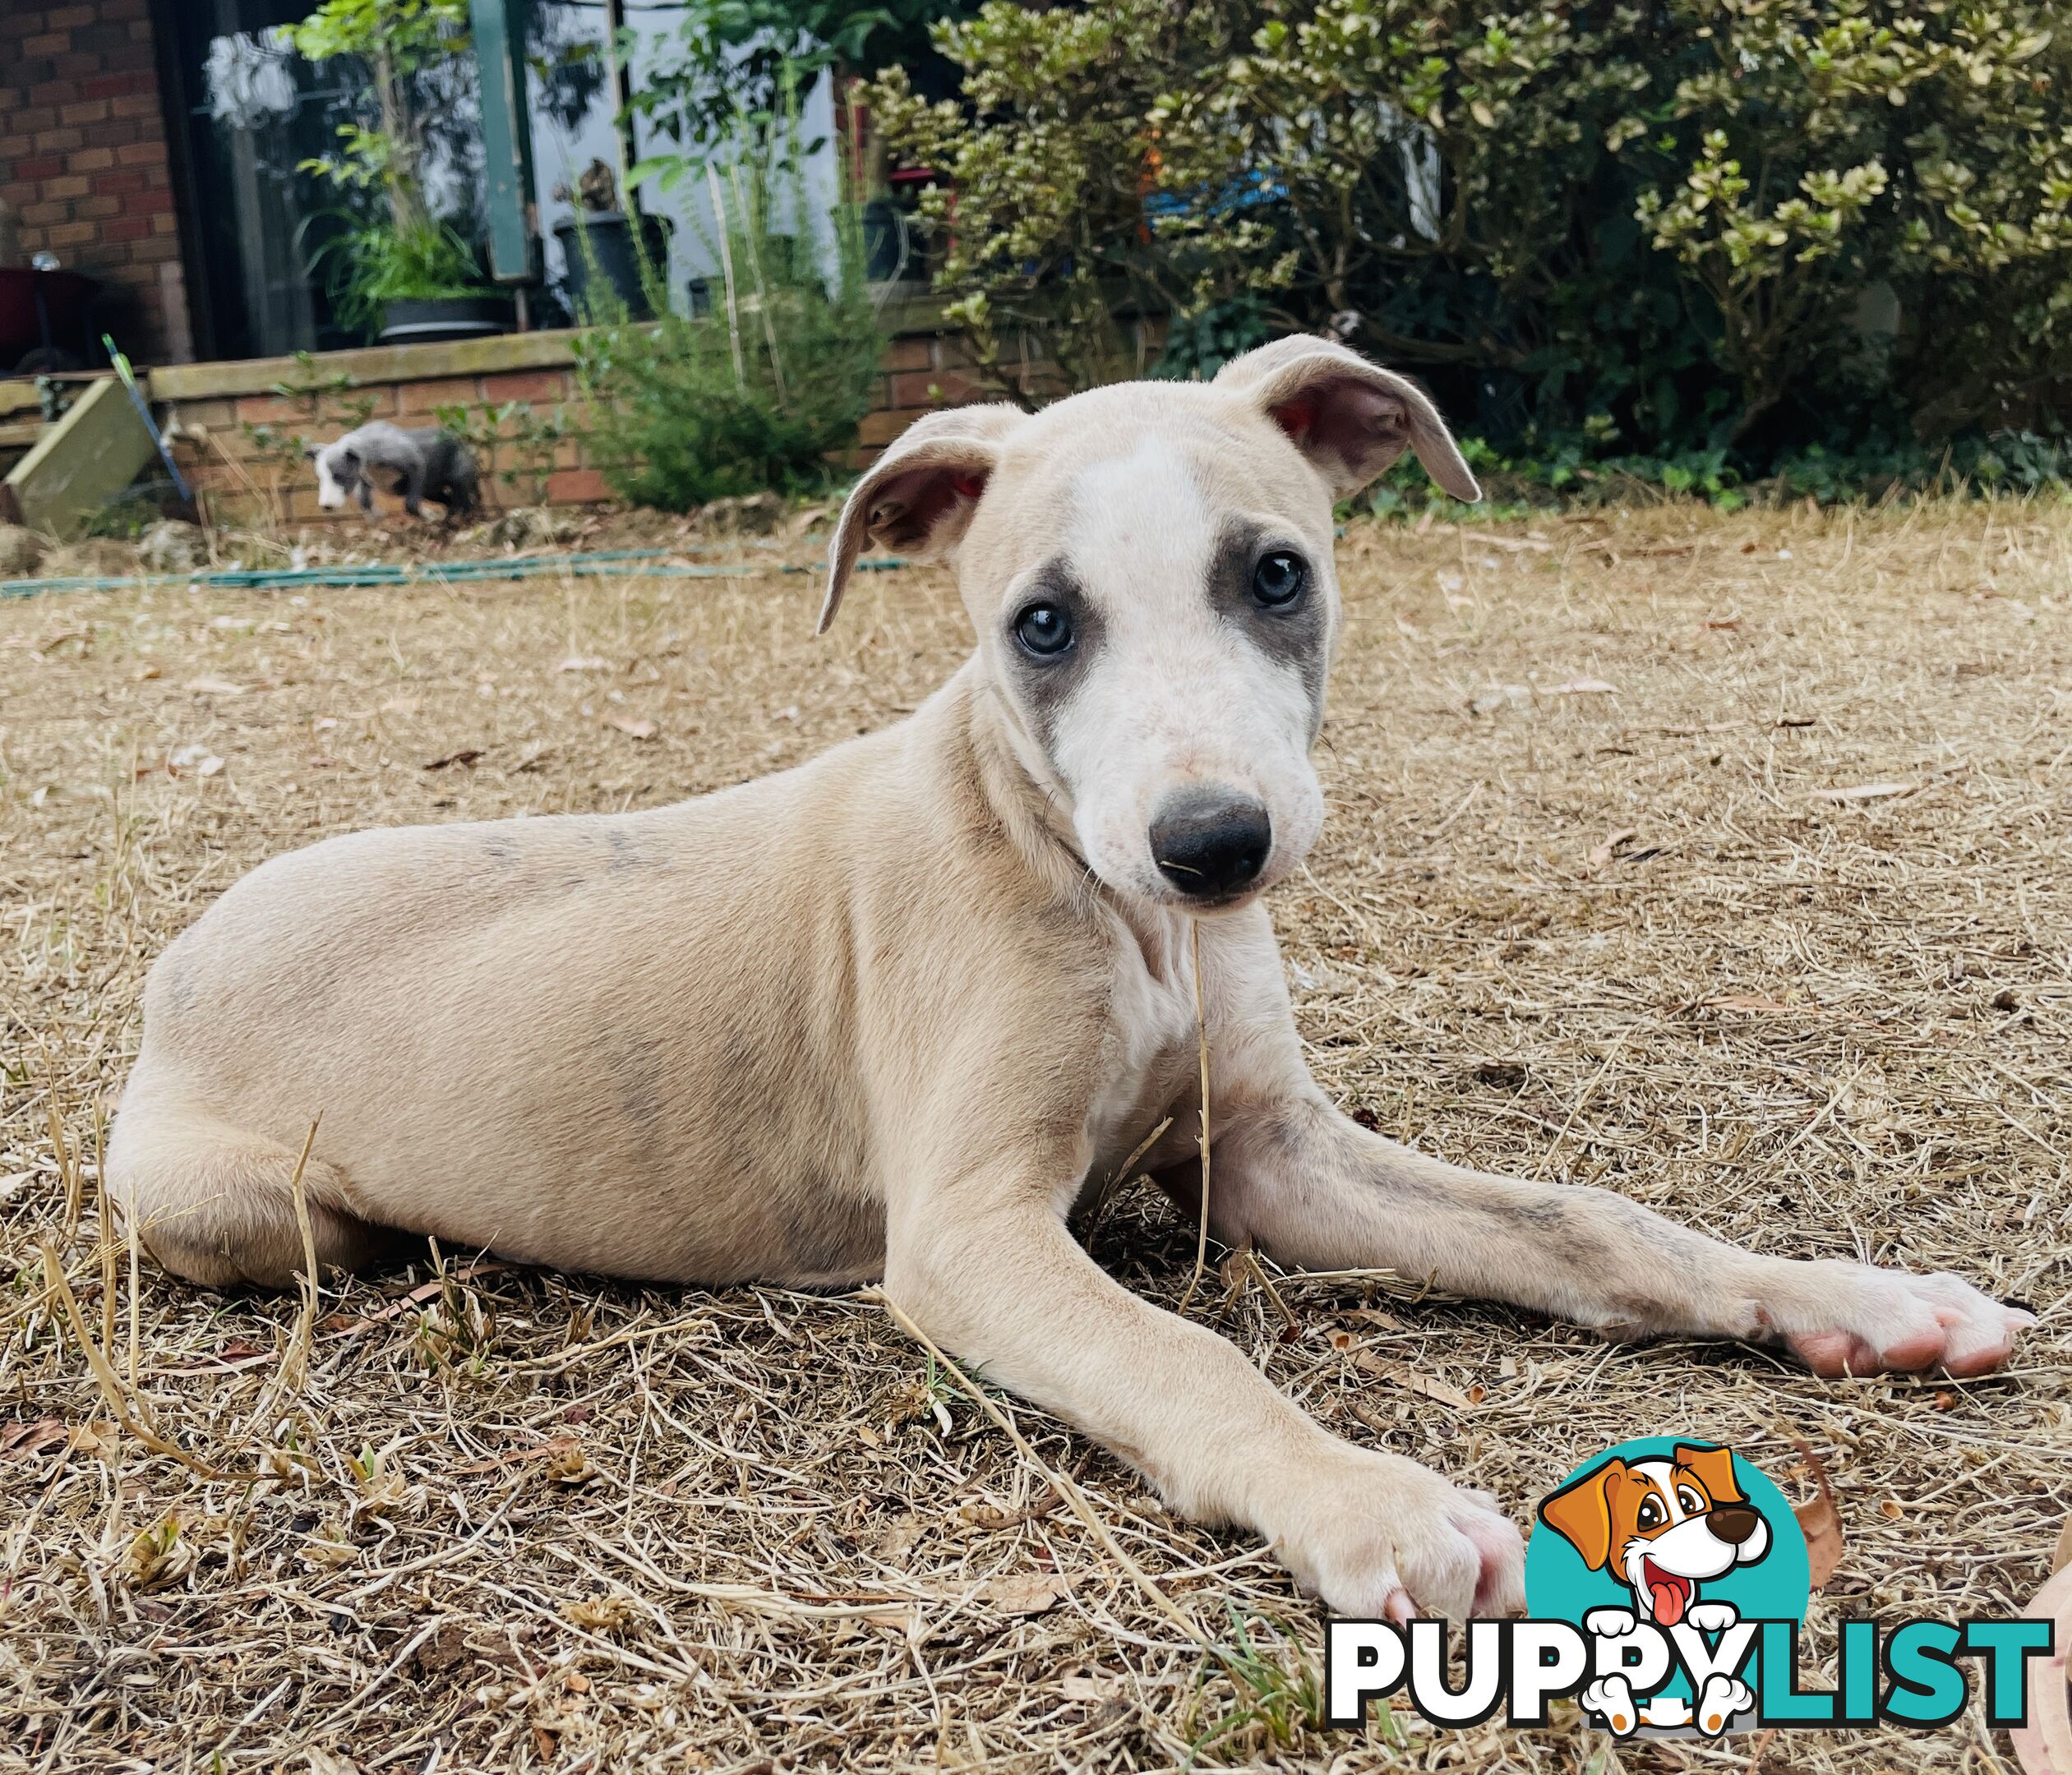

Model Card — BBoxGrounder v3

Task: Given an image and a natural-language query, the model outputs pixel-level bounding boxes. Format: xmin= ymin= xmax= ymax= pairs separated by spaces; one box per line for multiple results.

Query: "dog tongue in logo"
xmin=1645 ymin=1560 xmax=1691 ymax=1625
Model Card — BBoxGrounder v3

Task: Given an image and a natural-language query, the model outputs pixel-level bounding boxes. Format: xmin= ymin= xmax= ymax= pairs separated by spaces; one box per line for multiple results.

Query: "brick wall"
xmin=150 ymin=309 xmax=1167 ymax=528
xmin=0 ymin=0 xmax=189 ymax=365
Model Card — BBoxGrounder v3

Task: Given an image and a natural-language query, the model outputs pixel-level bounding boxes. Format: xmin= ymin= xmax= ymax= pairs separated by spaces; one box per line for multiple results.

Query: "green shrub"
xmin=871 ymin=0 xmax=2072 ymax=468
xmin=575 ymin=111 xmax=886 ymax=509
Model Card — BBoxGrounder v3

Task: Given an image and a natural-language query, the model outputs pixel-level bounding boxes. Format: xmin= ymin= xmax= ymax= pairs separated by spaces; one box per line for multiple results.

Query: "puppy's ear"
xmin=1537 ymin=1457 xmax=1627 ymax=1571
xmin=1215 ymin=335 xmax=1479 ymax=503
xmin=1672 ymin=1443 xmax=1746 ymax=1507
xmin=819 ymin=403 xmax=1028 ymax=633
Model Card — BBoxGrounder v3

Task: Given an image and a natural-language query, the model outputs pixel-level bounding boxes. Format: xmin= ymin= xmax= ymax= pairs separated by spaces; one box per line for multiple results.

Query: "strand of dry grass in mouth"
xmin=1175 ymin=918 xmax=1212 ymax=1318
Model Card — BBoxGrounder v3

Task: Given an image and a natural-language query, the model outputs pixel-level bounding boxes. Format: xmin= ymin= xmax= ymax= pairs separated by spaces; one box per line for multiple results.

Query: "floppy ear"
xmin=819 ymin=403 xmax=1030 ymax=633
xmin=1537 ymin=1457 xmax=1627 ymax=1571
xmin=1673 ymin=1443 xmax=1746 ymax=1507
xmin=1215 ymin=334 xmax=1479 ymax=503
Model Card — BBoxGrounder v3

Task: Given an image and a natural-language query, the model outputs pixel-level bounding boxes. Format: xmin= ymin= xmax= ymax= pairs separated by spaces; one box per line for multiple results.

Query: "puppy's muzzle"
xmin=1151 ymin=788 xmax=1271 ymax=900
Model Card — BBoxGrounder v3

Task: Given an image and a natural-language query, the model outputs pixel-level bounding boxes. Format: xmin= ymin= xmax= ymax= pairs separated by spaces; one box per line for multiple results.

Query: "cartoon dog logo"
xmin=1537 ymin=1441 xmax=1771 ymax=1627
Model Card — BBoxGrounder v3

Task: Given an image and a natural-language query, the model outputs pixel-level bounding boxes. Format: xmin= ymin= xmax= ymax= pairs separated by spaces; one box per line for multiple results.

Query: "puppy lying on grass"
xmin=309 ymin=421 xmax=479 ymax=521
xmin=111 ymin=338 xmax=2030 ymax=1621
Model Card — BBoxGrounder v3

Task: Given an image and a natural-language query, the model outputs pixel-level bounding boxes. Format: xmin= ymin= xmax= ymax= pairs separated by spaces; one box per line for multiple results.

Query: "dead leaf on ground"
xmin=185 ymin=677 xmax=245 ymax=697
xmin=1809 ymin=781 xmax=1915 ymax=803
xmin=1335 ymin=1339 xmax=1478 ymax=1408
xmin=422 ymin=748 xmax=482 ymax=771
xmin=983 ymin=1573 xmax=1072 ymax=1616
xmin=1590 ymin=826 xmax=1638 ymax=869
xmin=604 ymin=715 xmax=657 ymax=741
xmin=0 ymin=1418 xmax=71 ymax=1459
xmin=1786 ymin=1434 xmax=1844 ymax=1589
xmin=1548 ymin=676 xmax=1618 ymax=695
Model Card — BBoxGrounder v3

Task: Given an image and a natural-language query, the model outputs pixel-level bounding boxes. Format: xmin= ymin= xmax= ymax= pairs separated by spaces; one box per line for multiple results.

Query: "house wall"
xmin=155 ymin=303 xmax=1161 ymax=527
xmin=0 ymin=0 xmax=191 ymax=364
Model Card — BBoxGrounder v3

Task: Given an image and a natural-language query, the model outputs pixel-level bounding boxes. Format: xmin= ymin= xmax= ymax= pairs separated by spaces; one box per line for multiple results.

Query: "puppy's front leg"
xmin=886 ymin=1178 xmax=1522 ymax=1620
xmin=1213 ymin=1094 xmax=2030 ymax=1376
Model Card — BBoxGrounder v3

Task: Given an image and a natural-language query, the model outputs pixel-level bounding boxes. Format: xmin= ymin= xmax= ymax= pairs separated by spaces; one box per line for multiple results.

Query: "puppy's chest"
xmin=1082 ymin=943 xmax=1202 ymax=1181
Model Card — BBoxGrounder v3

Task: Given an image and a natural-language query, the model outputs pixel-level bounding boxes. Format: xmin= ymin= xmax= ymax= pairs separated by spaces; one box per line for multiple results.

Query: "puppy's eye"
xmin=1678 ymin=1487 xmax=1705 ymax=1515
xmin=1253 ymin=550 xmax=1308 ymax=608
xmin=1013 ymin=603 xmax=1074 ymax=657
xmin=1637 ymin=1497 xmax=1663 ymax=1528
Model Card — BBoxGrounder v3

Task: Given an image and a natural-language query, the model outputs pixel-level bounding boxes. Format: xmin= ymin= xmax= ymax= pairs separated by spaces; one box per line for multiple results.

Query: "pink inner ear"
xmin=1270 ymin=398 xmax=1317 ymax=444
xmin=950 ymin=469 xmax=988 ymax=500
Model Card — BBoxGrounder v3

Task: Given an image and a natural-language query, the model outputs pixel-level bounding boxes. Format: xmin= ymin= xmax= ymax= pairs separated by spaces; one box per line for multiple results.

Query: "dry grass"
xmin=1 ymin=499 xmax=2066 ymax=1773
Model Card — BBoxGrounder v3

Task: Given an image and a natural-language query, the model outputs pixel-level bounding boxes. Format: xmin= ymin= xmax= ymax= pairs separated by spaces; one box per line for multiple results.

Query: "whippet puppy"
xmin=108 ymin=338 xmax=2030 ymax=1621
xmin=310 ymin=422 xmax=479 ymax=520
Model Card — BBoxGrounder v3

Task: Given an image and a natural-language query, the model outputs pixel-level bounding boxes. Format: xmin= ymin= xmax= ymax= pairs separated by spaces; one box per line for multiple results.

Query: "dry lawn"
xmin=1 ymin=500 xmax=2067 ymax=1773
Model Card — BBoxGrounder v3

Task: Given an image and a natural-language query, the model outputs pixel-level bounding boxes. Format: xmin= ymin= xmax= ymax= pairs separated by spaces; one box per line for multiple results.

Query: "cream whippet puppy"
xmin=108 ymin=337 xmax=2030 ymax=1623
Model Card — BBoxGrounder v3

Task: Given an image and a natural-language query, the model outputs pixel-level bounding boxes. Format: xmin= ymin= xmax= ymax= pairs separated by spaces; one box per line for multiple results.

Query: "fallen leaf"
xmin=1590 ymin=826 xmax=1638 ymax=869
xmin=185 ymin=676 xmax=245 ymax=696
xmin=604 ymin=716 xmax=657 ymax=741
xmin=168 ymin=743 xmax=224 ymax=778
xmin=422 ymin=749 xmax=482 ymax=771
xmin=1347 ymin=1347 xmax=1476 ymax=1409
xmin=0 ymin=1418 xmax=70 ymax=1459
xmin=558 ymin=655 xmax=610 ymax=673
xmin=1786 ymin=1434 xmax=1844 ymax=1589
xmin=983 ymin=1573 xmax=1072 ymax=1616
xmin=1548 ymin=676 xmax=1618 ymax=695
xmin=1879 ymin=1498 xmax=1904 ymax=1519
xmin=1809 ymin=781 xmax=1913 ymax=803
xmin=132 ymin=662 xmax=161 ymax=680
xmin=1776 ymin=714 xmax=1816 ymax=728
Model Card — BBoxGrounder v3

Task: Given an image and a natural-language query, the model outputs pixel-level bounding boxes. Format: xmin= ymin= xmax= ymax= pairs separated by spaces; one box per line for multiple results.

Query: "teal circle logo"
xmin=1526 ymin=1439 xmax=1809 ymax=1734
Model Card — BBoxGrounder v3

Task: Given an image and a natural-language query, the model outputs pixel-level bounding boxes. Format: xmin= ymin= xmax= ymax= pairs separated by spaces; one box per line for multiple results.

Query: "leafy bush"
xmin=575 ymin=112 xmax=885 ymax=509
xmin=872 ymin=0 xmax=2072 ymax=468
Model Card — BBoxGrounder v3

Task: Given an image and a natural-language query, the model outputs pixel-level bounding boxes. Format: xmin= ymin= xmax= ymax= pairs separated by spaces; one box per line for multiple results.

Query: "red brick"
xmin=394 ymin=376 xmax=482 ymax=414
xmin=22 ymin=33 xmax=69 ymax=57
xmin=35 ymin=127 xmax=86 ymax=154
xmin=99 ymin=214 xmax=149 ymax=241
xmin=108 ymin=92 xmax=157 ymax=120
xmin=47 ymin=5 xmax=99 ymax=28
xmin=81 ymin=70 xmax=150 ymax=100
xmin=42 ymin=173 xmax=89 ymax=200
xmin=547 ymin=467 xmax=611 ymax=504
xmin=478 ymin=369 xmax=566 ymax=403
xmin=113 ymin=139 xmax=160 ymax=166
xmin=12 ymin=154 xmax=62 ymax=181
xmin=69 ymin=145 xmax=113 ymax=173
xmin=888 ymin=368 xmax=987 ymax=407
xmin=78 ymin=193 xmax=120 ymax=219
xmin=132 ymin=184 xmax=173 ymax=214
xmin=46 ymin=219 xmax=95 ymax=247
xmin=857 ymin=407 xmax=925 ymax=446
xmin=883 ymin=336 xmax=931 ymax=371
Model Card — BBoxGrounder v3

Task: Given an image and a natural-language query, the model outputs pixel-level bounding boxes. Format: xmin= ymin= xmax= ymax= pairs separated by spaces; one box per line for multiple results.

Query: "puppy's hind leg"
xmin=105 ymin=1104 xmax=388 ymax=1289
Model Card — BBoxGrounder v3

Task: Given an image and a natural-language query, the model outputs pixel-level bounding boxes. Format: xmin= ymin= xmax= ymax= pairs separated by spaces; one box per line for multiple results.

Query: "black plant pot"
xmin=378 ymin=294 xmax=515 ymax=346
xmin=555 ymin=211 xmax=671 ymax=320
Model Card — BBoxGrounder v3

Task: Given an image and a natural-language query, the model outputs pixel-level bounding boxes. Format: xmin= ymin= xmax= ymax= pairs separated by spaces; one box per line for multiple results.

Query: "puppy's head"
xmin=311 ymin=441 xmax=362 ymax=510
xmin=821 ymin=339 xmax=1477 ymax=910
xmin=1537 ymin=1444 xmax=1771 ymax=1625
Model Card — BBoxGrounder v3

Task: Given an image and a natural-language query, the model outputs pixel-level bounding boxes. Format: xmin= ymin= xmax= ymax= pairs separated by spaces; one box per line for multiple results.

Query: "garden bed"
xmin=1 ymin=501 xmax=2065 ymax=1770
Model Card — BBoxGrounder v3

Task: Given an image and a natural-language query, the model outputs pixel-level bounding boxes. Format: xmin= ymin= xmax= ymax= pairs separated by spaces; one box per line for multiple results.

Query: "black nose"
xmin=1150 ymin=789 xmax=1272 ymax=899
xmin=1709 ymin=1505 xmax=1760 ymax=1544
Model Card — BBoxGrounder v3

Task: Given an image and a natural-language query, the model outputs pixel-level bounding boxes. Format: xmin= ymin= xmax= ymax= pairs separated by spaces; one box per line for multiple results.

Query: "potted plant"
xmin=289 ymin=0 xmax=513 ymax=344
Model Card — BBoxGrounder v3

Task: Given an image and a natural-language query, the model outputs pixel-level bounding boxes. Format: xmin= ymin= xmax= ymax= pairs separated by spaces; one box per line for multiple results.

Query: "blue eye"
xmin=1014 ymin=603 xmax=1073 ymax=657
xmin=1253 ymin=551 xmax=1308 ymax=607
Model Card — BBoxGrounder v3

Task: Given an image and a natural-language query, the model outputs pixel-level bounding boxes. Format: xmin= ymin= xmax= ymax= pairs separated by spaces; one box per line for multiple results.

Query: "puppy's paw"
xmin=1695 ymin=1673 xmax=1756 ymax=1735
xmin=1581 ymin=1676 xmax=1639 ymax=1736
xmin=1685 ymin=1600 xmax=1740 ymax=1633
xmin=1268 ymin=1449 xmax=1524 ymax=1622
xmin=1583 ymin=1606 xmax=1638 ymax=1639
xmin=1751 ymin=1261 xmax=2032 ymax=1378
